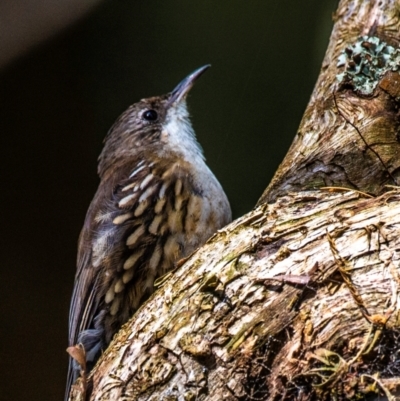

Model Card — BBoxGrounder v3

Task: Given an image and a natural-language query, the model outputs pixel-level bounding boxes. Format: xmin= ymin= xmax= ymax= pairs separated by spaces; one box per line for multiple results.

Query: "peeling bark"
xmin=69 ymin=0 xmax=400 ymax=400
xmin=73 ymin=190 xmax=400 ymax=401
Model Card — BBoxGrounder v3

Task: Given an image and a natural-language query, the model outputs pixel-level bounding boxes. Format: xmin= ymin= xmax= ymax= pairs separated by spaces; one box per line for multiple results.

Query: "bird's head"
xmin=99 ymin=65 xmax=210 ymax=176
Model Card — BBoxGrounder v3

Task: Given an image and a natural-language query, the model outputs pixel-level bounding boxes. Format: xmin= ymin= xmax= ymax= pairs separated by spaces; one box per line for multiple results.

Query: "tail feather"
xmin=65 ymin=326 xmax=105 ymax=401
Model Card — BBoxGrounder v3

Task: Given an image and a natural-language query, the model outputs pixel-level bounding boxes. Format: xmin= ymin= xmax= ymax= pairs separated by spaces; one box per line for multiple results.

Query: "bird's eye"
xmin=142 ymin=109 xmax=158 ymax=121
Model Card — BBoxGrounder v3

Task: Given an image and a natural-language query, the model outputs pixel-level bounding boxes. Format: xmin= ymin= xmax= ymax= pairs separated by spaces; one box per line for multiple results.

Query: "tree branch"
xmin=260 ymin=0 xmax=400 ymax=204
xmin=69 ymin=0 xmax=400 ymax=400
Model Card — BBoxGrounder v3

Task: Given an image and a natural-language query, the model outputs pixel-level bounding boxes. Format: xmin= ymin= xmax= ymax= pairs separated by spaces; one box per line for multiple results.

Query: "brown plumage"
xmin=66 ymin=66 xmax=231 ymax=399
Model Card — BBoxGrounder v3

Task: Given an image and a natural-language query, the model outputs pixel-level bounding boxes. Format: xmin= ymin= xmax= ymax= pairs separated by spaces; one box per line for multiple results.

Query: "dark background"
xmin=0 ymin=1 xmax=337 ymax=400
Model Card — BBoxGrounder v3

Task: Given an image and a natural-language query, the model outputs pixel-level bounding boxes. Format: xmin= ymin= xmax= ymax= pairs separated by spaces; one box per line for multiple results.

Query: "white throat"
xmin=160 ymin=101 xmax=204 ymax=164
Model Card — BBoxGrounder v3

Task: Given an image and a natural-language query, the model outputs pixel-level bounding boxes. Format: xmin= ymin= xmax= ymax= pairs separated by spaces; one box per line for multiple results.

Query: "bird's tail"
xmin=65 ymin=327 xmax=104 ymax=401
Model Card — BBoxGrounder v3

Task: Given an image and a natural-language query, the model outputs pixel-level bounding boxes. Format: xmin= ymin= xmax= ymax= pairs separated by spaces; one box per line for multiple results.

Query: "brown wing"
xmin=97 ymin=159 xmax=203 ymax=336
xmin=69 ymin=160 xmax=156 ymax=344
xmin=66 ymin=158 xmax=203 ymax=398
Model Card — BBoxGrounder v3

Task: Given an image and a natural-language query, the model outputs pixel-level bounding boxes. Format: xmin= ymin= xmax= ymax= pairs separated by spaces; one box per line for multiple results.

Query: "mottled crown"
xmin=98 ymin=66 xmax=211 ymax=177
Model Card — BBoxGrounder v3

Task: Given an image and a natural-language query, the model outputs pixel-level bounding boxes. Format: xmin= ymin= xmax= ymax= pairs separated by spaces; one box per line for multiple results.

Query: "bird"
xmin=65 ymin=65 xmax=232 ymax=400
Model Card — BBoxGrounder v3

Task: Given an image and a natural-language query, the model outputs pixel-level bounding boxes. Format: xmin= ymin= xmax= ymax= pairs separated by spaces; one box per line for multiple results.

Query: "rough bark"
xmin=259 ymin=0 xmax=400 ymax=204
xmin=69 ymin=0 xmax=400 ymax=400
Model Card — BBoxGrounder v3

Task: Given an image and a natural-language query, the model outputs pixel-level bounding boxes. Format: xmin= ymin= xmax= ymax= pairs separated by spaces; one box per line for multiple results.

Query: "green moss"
xmin=337 ymin=36 xmax=400 ymax=95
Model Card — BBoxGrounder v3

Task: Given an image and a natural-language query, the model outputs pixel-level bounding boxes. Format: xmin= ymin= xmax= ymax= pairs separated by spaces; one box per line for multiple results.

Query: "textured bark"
xmin=69 ymin=0 xmax=400 ymax=400
xmin=259 ymin=0 xmax=400 ymax=204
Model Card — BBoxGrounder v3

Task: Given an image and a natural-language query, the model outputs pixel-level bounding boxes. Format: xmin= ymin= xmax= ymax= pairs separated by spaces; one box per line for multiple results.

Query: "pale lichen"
xmin=337 ymin=36 xmax=400 ymax=95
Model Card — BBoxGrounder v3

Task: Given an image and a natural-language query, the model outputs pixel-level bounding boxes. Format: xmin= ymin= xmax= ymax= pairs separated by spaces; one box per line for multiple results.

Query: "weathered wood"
xmin=75 ymin=190 xmax=400 ymax=400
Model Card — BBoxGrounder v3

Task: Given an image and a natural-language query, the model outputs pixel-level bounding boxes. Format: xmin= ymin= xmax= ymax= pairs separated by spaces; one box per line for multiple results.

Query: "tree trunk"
xmin=70 ymin=0 xmax=400 ymax=400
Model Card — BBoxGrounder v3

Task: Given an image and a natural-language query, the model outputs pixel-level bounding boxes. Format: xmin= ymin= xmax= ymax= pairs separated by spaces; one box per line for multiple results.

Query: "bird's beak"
xmin=167 ymin=65 xmax=211 ymax=106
